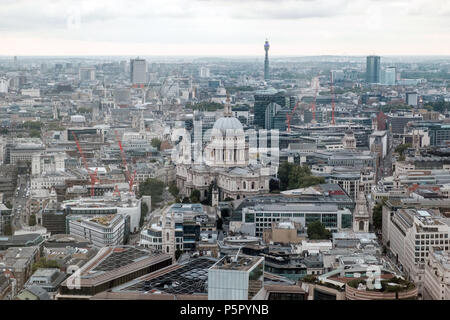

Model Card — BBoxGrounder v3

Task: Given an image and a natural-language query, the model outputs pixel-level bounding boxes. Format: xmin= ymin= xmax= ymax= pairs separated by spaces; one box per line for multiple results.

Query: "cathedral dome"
xmin=212 ymin=117 xmax=243 ymax=132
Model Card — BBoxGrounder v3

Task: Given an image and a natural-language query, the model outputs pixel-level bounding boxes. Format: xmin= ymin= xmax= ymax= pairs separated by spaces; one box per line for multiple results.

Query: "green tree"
xmin=190 ymin=189 xmax=201 ymax=203
xmin=425 ymin=100 xmax=450 ymax=113
xmin=395 ymin=143 xmax=412 ymax=157
xmin=48 ymin=122 xmax=64 ymax=131
xmin=32 ymin=258 xmax=59 ymax=273
xmin=225 ymin=86 xmax=256 ymax=94
xmin=269 ymin=178 xmax=280 ymax=193
xmin=381 ymin=104 xmax=412 ymax=113
xmin=77 ymin=107 xmax=92 ymax=114
xmin=278 ymin=162 xmax=324 ymax=191
xmin=139 ymin=178 xmax=165 ymax=207
xmin=140 ymin=202 xmax=149 ymax=228
xmin=3 ymin=222 xmax=13 ymax=236
xmin=29 ymin=129 xmax=41 ymax=138
xmin=373 ymin=201 xmax=383 ymax=230
xmin=307 ymin=221 xmax=331 ymax=240
xmin=182 ymin=197 xmax=190 ymax=203
xmin=151 ymin=138 xmax=162 ymax=151
xmin=168 ymin=181 xmax=179 ymax=198
xmin=29 ymin=214 xmax=37 ymax=226
xmin=278 ymin=162 xmax=293 ymax=191
xmin=4 ymin=201 xmax=12 ymax=209
xmin=23 ymin=121 xmax=42 ymax=130
xmin=302 ymin=274 xmax=317 ymax=283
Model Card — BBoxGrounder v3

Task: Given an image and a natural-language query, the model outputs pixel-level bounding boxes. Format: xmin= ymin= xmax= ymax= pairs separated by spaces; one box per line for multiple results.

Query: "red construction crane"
xmin=129 ymin=170 xmax=137 ymax=193
xmin=114 ymin=130 xmax=135 ymax=193
xmin=72 ymin=132 xmax=98 ymax=197
xmin=330 ymin=71 xmax=336 ymax=125
xmin=286 ymin=101 xmax=300 ymax=133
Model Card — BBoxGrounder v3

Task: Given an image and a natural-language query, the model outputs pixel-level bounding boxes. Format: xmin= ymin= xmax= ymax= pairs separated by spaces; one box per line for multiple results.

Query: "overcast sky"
xmin=1 ymin=0 xmax=449 ymax=56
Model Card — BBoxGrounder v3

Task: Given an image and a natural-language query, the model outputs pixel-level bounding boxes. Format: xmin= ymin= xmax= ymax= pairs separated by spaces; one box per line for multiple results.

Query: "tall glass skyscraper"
xmin=254 ymin=88 xmax=287 ymax=129
xmin=366 ymin=56 xmax=381 ymax=84
xmin=264 ymin=39 xmax=270 ymax=80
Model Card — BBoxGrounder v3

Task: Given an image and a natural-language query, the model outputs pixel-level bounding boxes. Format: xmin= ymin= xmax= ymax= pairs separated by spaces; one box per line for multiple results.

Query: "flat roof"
xmin=211 ymin=255 xmax=263 ymax=272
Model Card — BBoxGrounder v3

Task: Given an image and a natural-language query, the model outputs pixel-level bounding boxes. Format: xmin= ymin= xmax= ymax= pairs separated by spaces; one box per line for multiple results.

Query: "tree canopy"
xmin=29 ymin=214 xmax=37 ymax=227
xmin=395 ymin=143 xmax=412 ymax=161
xmin=190 ymin=189 xmax=201 ymax=203
xmin=372 ymin=201 xmax=384 ymax=231
xmin=307 ymin=221 xmax=332 ymax=240
xmin=139 ymin=178 xmax=165 ymax=207
xmin=424 ymin=100 xmax=450 ymax=113
xmin=151 ymin=138 xmax=162 ymax=151
xmin=140 ymin=202 xmax=149 ymax=228
xmin=168 ymin=181 xmax=179 ymax=198
xmin=225 ymin=86 xmax=256 ymax=94
xmin=278 ymin=162 xmax=325 ymax=191
xmin=32 ymin=258 xmax=59 ymax=273
xmin=77 ymin=107 xmax=92 ymax=114
xmin=29 ymin=129 xmax=41 ymax=138
xmin=3 ymin=222 xmax=13 ymax=236
xmin=23 ymin=121 xmax=42 ymax=130
xmin=381 ymin=104 xmax=412 ymax=113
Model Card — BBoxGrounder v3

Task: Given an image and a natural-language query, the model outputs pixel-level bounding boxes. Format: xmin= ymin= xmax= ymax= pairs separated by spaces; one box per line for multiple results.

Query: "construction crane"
xmin=114 ymin=130 xmax=136 ymax=193
xmin=330 ymin=71 xmax=336 ymax=125
xmin=72 ymin=132 xmax=98 ymax=197
xmin=286 ymin=101 xmax=300 ymax=133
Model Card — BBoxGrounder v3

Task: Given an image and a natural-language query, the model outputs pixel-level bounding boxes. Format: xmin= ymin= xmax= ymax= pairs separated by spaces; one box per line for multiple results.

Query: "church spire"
xmin=224 ymin=92 xmax=232 ymax=117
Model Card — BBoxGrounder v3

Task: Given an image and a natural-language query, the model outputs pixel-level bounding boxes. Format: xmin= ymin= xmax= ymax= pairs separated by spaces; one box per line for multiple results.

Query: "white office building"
xmin=423 ymin=247 xmax=450 ymax=300
xmin=384 ymin=208 xmax=450 ymax=294
xmin=68 ymin=214 xmax=126 ymax=248
xmin=242 ymin=203 xmax=353 ymax=237
xmin=208 ymin=255 xmax=264 ymax=300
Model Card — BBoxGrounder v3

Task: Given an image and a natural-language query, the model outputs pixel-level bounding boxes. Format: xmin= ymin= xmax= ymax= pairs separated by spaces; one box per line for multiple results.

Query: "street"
xmin=11 ymin=174 xmax=31 ymax=231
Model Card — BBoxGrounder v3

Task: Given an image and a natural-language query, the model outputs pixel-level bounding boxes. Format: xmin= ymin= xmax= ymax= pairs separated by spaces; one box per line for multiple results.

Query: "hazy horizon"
xmin=1 ymin=0 xmax=449 ymax=56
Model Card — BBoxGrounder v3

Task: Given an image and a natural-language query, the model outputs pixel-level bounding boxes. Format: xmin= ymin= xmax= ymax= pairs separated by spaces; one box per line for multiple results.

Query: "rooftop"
xmin=211 ymin=255 xmax=263 ymax=272
xmin=61 ymin=246 xmax=172 ymax=288
xmin=88 ymin=214 xmax=118 ymax=226
xmin=116 ymin=257 xmax=216 ymax=296
xmin=430 ymin=249 xmax=450 ymax=270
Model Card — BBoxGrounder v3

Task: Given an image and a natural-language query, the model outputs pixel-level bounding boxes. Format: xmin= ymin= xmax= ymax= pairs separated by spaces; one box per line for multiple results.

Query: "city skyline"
xmin=1 ymin=0 xmax=450 ymax=56
xmin=1 ymin=0 xmax=450 ymax=306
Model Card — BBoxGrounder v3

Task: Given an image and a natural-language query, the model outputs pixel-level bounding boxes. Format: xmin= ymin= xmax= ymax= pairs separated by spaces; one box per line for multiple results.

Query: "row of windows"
xmin=415 ymin=246 xmax=449 ymax=251
xmin=415 ymin=240 xmax=449 ymax=246
xmin=415 ymin=234 xmax=448 ymax=239
xmin=255 ymin=212 xmax=305 ymax=218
